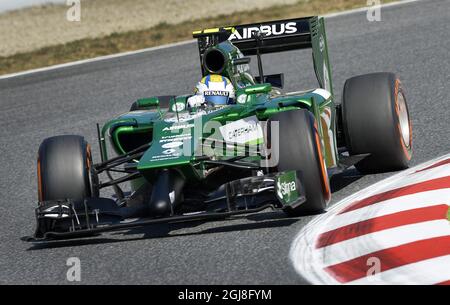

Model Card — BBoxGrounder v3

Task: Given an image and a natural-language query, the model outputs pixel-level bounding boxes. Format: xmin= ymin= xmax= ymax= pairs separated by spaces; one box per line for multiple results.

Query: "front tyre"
xmin=342 ymin=72 xmax=412 ymax=173
xmin=267 ymin=109 xmax=330 ymax=216
xmin=37 ymin=135 xmax=96 ymax=202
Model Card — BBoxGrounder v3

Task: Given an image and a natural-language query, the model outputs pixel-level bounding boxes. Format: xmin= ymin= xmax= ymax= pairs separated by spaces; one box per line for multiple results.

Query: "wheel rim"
xmin=396 ymin=91 xmax=411 ymax=148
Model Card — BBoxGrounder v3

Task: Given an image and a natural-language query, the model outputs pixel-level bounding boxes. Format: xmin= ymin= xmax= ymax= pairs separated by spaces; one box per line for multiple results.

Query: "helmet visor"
xmin=204 ymin=91 xmax=230 ymax=105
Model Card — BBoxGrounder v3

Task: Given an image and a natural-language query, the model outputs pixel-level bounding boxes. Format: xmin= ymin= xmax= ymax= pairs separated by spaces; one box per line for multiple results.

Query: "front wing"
xmin=22 ymin=170 xmax=306 ymax=242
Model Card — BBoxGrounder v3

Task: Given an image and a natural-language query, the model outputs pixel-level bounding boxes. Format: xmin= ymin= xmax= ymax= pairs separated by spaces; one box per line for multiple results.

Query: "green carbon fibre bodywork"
xmin=99 ymin=16 xmax=339 ymax=188
xmin=101 ymin=90 xmax=337 ymax=185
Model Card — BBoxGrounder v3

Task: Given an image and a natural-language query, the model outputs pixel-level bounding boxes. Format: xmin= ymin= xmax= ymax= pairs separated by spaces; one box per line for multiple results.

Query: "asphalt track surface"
xmin=0 ymin=0 xmax=448 ymax=284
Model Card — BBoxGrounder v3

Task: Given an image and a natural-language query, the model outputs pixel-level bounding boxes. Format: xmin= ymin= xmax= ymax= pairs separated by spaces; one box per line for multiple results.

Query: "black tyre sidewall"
xmin=38 ymin=135 xmax=92 ymax=201
xmin=267 ymin=109 xmax=329 ymax=215
xmin=342 ymin=72 xmax=412 ymax=173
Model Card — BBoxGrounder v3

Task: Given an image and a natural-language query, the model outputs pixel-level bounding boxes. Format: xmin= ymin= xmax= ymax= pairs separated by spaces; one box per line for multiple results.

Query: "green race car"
xmin=25 ymin=16 xmax=413 ymax=241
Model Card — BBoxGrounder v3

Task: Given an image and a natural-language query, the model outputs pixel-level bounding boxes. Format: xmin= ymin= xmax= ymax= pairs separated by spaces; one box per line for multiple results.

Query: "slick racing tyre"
xmin=267 ymin=109 xmax=330 ymax=216
xmin=37 ymin=135 xmax=97 ymax=202
xmin=342 ymin=72 xmax=412 ymax=173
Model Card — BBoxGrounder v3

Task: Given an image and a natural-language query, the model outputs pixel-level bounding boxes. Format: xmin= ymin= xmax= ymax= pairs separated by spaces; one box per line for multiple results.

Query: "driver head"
xmin=195 ymin=74 xmax=235 ymax=106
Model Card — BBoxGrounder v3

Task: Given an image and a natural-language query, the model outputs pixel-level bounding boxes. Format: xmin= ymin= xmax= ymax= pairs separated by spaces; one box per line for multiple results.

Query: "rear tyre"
xmin=267 ymin=109 xmax=330 ymax=216
xmin=37 ymin=135 xmax=96 ymax=202
xmin=342 ymin=72 xmax=412 ymax=173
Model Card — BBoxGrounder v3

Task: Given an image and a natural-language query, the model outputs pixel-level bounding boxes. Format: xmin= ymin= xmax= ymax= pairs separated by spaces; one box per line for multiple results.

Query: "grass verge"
xmin=0 ymin=0 xmax=395 ymax=76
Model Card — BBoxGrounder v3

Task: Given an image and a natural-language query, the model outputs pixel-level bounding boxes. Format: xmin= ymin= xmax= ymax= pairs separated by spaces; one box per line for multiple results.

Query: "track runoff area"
xmin=291 ymin=153 xmax=450 ymax=285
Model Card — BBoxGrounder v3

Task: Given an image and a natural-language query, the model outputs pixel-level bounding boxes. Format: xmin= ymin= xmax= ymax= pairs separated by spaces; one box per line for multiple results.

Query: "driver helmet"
xmin=194 ymin=74 xmax=235 ymax=105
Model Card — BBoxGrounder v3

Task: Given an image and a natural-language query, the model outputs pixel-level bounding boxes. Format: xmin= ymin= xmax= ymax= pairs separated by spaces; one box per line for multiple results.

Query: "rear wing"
xmin=193 ymin=16 xmax=333 ymax=94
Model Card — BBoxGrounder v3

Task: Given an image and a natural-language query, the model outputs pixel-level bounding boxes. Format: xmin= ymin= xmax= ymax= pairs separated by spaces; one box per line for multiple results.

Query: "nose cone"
xmin=148 ymin=169 xmax=185 ymax=217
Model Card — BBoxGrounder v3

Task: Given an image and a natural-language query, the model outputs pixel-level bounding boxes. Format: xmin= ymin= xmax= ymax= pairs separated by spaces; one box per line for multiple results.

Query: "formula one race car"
xmin=24 ymin=16 xmax=412 ymax=241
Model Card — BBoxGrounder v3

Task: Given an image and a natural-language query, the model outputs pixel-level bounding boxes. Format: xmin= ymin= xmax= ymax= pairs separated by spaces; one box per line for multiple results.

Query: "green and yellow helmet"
xmin=194 ymin=74 xmax=235 ymax=105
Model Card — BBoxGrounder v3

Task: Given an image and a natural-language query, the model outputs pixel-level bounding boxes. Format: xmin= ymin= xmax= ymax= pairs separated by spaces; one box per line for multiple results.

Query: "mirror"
xmin=135 ymin=97 xmax=160 ymax=108
xmin=243 ymin=83 xmax=272 ymax=95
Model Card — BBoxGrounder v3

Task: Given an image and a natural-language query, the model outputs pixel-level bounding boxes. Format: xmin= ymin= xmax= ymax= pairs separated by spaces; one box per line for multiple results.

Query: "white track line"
xmin=0 ymin=39 xmax=195 ymax=80
xmin=0 ymin=0 xmax=422 ymax=80
xmin=323 ymin=0 xmax=421 ymax=18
